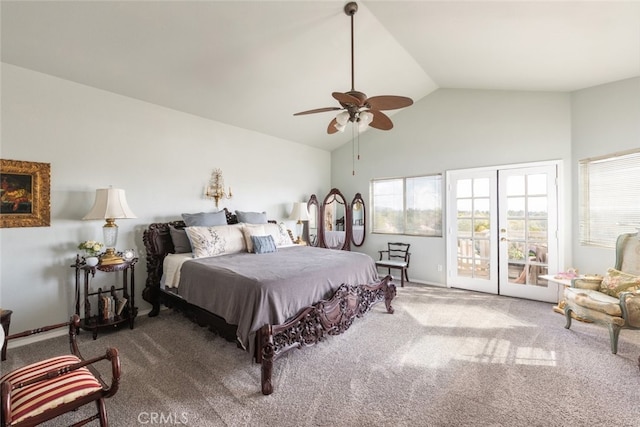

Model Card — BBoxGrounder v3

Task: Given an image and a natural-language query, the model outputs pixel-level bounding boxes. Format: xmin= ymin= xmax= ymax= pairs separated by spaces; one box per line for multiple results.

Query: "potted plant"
xmin=78 ymin=240 xmax=104 ymax=267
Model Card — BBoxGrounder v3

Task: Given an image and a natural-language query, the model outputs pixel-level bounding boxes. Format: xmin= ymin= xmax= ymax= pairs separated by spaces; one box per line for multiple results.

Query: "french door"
xmin=446 ymin=162 xmax=559 ymax=302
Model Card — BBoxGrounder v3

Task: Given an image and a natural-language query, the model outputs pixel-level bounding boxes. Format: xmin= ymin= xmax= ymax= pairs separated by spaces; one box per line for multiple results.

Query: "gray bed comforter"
xmin=177 ymin=245 xmax=379 ymax=355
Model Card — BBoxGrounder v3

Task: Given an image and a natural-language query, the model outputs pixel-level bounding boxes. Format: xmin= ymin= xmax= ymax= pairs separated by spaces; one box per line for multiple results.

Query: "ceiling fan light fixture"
xmin=293 ymin=1 xmax=412 ymax=134
xmin=336 ymin=110 xmax=350 ymax=126
xmin=360 ymin=110 xmax=374 ymax=124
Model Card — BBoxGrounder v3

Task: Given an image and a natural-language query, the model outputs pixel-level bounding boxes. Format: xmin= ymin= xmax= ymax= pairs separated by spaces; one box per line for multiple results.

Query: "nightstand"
xmin=73 ymin=255 xmax=138 ymax=339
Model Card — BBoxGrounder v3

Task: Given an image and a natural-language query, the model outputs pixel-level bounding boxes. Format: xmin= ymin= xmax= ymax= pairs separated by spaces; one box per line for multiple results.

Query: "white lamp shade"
xmin=358 ymin=111 xmax=374 ymax=131
xmin=289 ymin=202 xmax=310 ymax=221
xmin=335 ymin=111 xmax=350 ymax=126
xmin=83 ymin=188 xmax=137 ymax=220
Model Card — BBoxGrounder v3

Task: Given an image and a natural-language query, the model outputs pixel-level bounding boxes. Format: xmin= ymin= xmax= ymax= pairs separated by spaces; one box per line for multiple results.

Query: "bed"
xmin=142 ymin=211 xmax=396 ymax=395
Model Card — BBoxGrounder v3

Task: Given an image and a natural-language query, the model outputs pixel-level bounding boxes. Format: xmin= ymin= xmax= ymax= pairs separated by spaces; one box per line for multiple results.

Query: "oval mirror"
xmin=351 ymin=193 xmax=366 ymax=247
xmin=306 ymin=195 xmax=319 ymax=247
xmin=321 ymin=188 xmax=350 ymax=250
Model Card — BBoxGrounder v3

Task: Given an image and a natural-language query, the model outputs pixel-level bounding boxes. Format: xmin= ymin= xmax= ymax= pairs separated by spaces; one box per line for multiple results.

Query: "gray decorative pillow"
xmin=181 ymin=211 xmax=227 ymax=227
xmin=235 ymin=210 xmax=268 ymax=224
xmin=251 ymin=235 xmax=277 ymax=254
xmin=169 ymin=225 xmax=192 ymax=253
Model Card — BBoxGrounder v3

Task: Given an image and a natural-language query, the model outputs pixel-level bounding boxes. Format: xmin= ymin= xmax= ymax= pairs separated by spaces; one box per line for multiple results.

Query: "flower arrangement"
xmin=78 ymin=240 xmax=104 ymax=257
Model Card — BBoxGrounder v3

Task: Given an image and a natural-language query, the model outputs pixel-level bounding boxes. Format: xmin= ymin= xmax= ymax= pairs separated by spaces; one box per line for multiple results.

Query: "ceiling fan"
xmin=293 ymin=1 xmax=413 ymax=134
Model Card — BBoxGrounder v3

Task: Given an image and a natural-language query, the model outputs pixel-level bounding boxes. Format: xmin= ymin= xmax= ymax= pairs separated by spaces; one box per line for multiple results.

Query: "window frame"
xmin=579 ymin=148 xmax=640 ymax=248
xmin=371 ymin=173 xmax=443 ymax=237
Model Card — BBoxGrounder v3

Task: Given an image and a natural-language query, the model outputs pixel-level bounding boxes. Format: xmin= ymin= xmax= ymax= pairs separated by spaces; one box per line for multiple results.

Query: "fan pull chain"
xmin=352 ymin=124 xmax=356 ymax=176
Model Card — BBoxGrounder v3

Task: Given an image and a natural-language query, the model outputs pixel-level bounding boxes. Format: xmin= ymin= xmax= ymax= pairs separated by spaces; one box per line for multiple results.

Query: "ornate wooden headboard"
xmin=141 ymin=208 xmax=237 ymax=315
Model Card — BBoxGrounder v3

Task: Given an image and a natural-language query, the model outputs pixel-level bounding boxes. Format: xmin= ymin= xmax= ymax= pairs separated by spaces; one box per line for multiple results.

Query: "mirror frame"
xmin=320 ymin=188 xmax=350 ymax=251
xmin=306 ymin=194 xmax=320 ymax=247
xmin=351 ymin=193 xmax=366 ymax=247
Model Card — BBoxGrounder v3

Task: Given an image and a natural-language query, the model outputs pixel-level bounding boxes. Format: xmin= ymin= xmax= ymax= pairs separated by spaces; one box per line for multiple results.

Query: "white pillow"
xmin=242 ymin=223 xmax=293 ymax=252
xmin=242 ymin=224 xmax=267 ymax=253
xmin=265 ymin=222 xmax=294 ymax=247
xmin=185 ymin=224 xmax=246 ymax=258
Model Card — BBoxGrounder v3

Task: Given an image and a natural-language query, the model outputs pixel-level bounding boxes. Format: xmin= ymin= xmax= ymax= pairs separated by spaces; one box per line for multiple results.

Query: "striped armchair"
xmin=1 ymin=315 xmax=120 ymax=427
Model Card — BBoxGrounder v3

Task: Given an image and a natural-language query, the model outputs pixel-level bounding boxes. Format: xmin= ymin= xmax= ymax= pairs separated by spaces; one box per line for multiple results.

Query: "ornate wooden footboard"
xmin=257 ymin=276 xmax=395 ymax=395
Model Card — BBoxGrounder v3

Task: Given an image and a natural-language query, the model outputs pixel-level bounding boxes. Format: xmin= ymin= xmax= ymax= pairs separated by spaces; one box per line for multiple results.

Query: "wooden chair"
xmin=1 ymin=315 xmax=121 ymax=427
xmin=376 ymin=243 xmax=411 ymax=287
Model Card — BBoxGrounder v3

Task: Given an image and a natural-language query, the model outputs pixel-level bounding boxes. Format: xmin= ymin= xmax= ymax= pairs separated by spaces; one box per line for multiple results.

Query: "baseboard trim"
xmin=6 ymin=308 xmax=153 ymax=349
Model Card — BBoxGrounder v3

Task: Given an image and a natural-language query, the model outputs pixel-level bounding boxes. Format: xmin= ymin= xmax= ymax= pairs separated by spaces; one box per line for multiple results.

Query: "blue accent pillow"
xmin=251 ymin=235 xmax=277 ymax=254
xmin=182 ymin=211 xmax=227 ymax=227
xmin=235 ymin=210 xmax=268 ymax=224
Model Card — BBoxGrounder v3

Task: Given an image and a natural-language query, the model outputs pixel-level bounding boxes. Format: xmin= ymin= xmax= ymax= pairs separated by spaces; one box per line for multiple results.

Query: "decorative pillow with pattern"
xmin=243 ymin=223 xmax=293 ymax=252
xmin=599 ymin=268 xmax=640 ymax=298
xmin=185 ymin=224 xmax=246 ymax=258
xmin=251 ymin=235 xmax=277 ymax=254
xmin=264 ymin=222 xmax=294 ymax=247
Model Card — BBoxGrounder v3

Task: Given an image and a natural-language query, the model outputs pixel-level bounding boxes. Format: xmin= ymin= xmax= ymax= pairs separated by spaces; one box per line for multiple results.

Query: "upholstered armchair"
xmin=564 ymin=232 xmax=640 ymax=354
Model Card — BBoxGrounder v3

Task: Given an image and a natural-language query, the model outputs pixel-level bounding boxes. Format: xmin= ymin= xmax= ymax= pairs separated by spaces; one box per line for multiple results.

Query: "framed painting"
xmin=0 ymin=159 xmax=51 ymax=228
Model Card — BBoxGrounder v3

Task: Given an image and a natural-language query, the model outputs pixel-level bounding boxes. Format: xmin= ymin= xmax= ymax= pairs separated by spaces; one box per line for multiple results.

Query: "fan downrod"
xmin=344 ymin=2 xmax=358 ymax=16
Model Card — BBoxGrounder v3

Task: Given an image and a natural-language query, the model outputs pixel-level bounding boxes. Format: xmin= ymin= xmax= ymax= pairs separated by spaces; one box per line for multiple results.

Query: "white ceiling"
xmin=2 ymin=1 xmax=639 ymax=151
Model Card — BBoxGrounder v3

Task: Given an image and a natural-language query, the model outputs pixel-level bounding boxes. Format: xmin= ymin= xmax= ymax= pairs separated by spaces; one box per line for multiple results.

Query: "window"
xmin=372 ymin=174 xmax=442 ymax=236
xmin=579 ymin=149 xmax=640 ymax=248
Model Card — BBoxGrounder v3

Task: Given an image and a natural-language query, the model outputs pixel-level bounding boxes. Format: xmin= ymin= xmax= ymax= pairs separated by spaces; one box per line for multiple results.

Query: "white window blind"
xmin=579 ymin=149 xmax=640 ymax=248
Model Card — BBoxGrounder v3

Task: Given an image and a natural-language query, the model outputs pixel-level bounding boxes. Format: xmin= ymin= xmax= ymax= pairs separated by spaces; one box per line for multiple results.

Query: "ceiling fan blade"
xmin=366 ymin=95 xmax=413 ymax=111
xmin=293 ymin=107 xmax=342 ymax=116
xmin=327 ymin=118 xmax=340 ymax=134
xmin=332 ymin=92 xmax=364 ymax=106
xmin=368 ymin=110 xmax=393 ymax=131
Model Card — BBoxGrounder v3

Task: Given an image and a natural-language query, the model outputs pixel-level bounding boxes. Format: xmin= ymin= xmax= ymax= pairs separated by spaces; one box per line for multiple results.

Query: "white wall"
xmin=331 ymin=88 xmax=572 ymax=285
xmin=571 ymin=77 xmax=640 ymax=273
xmin=0 ymin=63 xmax=331 ymax=334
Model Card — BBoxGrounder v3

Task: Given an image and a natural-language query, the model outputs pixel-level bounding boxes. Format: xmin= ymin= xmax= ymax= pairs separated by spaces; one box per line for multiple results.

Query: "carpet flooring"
xmin=3 ymin=284 xmax=640 ymax=426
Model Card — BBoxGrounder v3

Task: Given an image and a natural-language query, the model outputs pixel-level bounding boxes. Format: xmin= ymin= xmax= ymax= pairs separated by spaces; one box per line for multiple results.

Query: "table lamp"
xmin=289 ymin=202 xmax=310 ymax=244
xmin=83 ymin=188 xmax=137 ymax=265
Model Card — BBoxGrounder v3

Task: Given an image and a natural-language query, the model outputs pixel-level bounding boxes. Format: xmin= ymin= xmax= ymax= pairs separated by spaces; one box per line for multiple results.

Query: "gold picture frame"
xmin=0 ymin=159 xmax=51 ymax=228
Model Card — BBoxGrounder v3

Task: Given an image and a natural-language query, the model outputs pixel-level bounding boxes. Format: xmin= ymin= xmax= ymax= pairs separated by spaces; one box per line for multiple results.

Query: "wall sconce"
xmin=205 ymin=168 xmax=232 ymax=208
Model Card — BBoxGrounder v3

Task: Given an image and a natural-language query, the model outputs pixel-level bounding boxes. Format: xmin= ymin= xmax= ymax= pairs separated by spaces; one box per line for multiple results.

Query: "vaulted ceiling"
xmin=2 ymin=1 xmax=639 ymax=151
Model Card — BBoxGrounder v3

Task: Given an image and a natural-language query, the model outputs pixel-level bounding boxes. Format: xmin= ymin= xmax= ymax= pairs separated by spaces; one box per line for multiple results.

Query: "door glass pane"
xmin=507 ymin=197 xmax=525 ymax=217
xmin=474 ymin=198 xmax=490 ymax=218
xmin=457 ymin=179 xmax=472 ymax=198
xmin=457 ymin=238 xmax=473 ymax=277
xmin=506 ymin=172 xmax=550 ymax=287
xmin=457 ymin=199 xmax=472 ymax=217
xmin=457 ymin=218 xmax=472 ymax=238
xmin=527 ymin=174 xmax=547 ymax=195
xmin=506 ymin=175 xmax=525 ymax=196
xmin=508 ymin=219 xmax=526 ymax=239
xmin=455 ymin=177 xmax=492 ymax=280
xmin=528 ymin=219 xmax=548 ymax=242
xmin=528 ymin=196 xmax=547 ymax=217
xmin=473 ymin=178 xmax=490 ymax=197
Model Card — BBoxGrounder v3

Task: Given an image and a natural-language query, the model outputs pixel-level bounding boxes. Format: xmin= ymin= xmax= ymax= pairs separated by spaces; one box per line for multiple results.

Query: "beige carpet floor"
xmin=3 ymin=284 xmax=640 ymax=426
